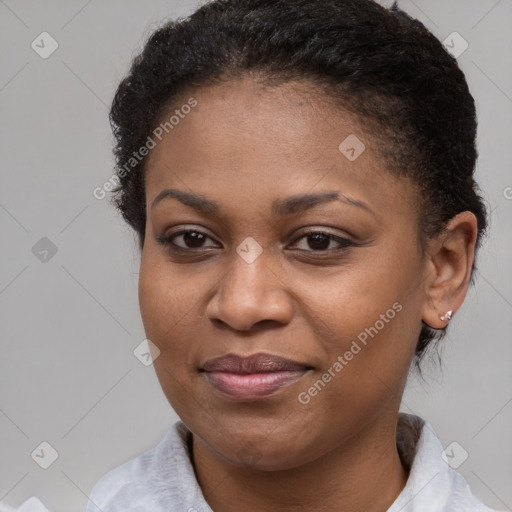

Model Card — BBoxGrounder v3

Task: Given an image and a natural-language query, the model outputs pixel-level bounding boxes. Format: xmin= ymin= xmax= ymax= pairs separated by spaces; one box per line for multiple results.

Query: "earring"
xmin=440 ymin=310 xmax=453 ymax=322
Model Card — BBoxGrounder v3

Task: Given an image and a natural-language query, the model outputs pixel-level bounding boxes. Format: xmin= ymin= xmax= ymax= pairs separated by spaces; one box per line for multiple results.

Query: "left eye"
xmin=289 ymin=231 xmax=354 ymax=252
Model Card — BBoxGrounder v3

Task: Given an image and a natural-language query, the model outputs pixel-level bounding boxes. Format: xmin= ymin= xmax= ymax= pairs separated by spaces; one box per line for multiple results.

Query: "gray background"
xmin=1 ymin=0 xmax=511 ymax=510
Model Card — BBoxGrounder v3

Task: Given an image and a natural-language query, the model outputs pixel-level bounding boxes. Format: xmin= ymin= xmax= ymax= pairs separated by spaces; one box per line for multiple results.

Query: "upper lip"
xmin=202 ymin=353 xmax=310 ymax=374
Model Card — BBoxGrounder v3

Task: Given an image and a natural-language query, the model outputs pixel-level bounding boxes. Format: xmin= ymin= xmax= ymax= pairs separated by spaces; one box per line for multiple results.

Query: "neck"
xmin=191 ymin=414 xmax=409 ymax=512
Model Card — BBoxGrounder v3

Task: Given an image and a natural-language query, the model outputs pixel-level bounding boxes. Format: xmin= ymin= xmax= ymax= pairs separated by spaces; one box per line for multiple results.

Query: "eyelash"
xmin=155 ymin=228 xmax=355 ymax=254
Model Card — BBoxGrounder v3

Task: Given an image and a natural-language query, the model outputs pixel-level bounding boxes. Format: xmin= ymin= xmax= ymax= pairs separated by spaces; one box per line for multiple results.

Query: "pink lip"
xmin=202 ymin=353 xmax=311 ymax=401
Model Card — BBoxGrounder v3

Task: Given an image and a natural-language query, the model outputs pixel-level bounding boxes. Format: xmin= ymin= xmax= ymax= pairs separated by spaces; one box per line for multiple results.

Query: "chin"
xmin=196 ymin=421 xmax=324 ymax=471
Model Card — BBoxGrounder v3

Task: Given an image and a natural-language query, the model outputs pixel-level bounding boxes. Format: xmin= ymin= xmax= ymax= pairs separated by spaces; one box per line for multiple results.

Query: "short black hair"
xmin=109 ymin=0 xmax=488 ymax=366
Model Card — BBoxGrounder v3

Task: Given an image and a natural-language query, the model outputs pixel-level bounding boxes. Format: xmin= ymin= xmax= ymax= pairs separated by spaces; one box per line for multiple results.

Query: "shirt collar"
xmin=165 ymin=413 xmax=494 ymax=512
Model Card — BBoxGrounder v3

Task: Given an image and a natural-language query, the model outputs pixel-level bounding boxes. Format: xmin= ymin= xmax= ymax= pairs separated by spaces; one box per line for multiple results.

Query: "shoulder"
xmin=390 ymin=414 xmax=502 ymax=512
xmin=0 ymin=497 xmax=48 ymax=512
xmin=86 ymin=422 xmax=198 ymax=512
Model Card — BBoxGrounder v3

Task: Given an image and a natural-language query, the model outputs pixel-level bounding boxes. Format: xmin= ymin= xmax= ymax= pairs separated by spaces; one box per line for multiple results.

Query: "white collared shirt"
xmin=85 ymin=413 xmax=501 ymax=512
xmin=0 ymin=497 xmax=48 ymax=512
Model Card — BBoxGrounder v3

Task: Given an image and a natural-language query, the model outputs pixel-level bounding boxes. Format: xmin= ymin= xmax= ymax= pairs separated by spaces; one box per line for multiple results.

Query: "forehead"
xmin=144 ymin=77 xmax=418 ymax=224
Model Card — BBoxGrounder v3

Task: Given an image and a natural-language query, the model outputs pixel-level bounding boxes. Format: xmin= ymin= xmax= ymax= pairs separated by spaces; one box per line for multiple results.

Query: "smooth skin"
xmin=139 ymin=76 xmax=478 ymax=512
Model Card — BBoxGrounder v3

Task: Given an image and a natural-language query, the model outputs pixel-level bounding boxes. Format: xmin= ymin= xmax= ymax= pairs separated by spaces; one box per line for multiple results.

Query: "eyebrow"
xmin=151 ymin=188 xmax=374 ymax=217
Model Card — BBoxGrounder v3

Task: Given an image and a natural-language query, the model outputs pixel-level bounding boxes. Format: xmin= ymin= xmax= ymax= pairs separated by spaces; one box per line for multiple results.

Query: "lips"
xmin=203 ymin=353 xmax=309 ymax=373
xmin=202 ymin=353 xmax=311 ymax=401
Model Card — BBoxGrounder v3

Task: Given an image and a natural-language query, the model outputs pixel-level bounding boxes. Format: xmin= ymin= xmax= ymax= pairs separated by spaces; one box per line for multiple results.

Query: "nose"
xmin=205 ymin=248 xmax=294 ymax=332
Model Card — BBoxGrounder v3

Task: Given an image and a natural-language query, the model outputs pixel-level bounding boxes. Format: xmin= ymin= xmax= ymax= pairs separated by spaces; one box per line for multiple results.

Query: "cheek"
xmin=138 ymin=252 xmax=199 ymax=368
xmin=299 ymin=243 xmax=423 ymax=384
xmin=290 ymin=277 xmax=417 ymax=451
xmin=138 ymin=254 xmax=201 ymax=414
xmin=138 ymin=249 xmax=221 ymax=393
xmin=139 ymin=248 xmax=201 ymax=332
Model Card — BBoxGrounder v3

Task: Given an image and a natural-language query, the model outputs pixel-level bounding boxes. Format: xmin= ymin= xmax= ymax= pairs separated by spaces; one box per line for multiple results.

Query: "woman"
xmin=87 ymin=0 xmax=499 ymax=510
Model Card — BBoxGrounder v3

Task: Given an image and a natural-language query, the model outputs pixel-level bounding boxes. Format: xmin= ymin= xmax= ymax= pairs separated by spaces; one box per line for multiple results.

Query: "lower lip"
xmin=204 ymin=370 xmax=308 ymax=400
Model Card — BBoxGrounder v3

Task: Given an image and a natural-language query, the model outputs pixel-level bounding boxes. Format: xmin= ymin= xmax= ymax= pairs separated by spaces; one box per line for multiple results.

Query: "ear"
xmin=421 ymin=211 xmax=478 ymax=329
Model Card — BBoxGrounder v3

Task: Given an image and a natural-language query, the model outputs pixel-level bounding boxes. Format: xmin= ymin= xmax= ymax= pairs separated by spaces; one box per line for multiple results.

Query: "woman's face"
xmin=139 ymin=77 xmax=427 ymax=470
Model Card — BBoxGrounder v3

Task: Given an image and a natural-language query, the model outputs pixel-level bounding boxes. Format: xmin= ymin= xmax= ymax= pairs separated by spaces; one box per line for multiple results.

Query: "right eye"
xmin=156 ymin=229 xmax=222 ymax=250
